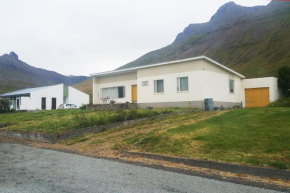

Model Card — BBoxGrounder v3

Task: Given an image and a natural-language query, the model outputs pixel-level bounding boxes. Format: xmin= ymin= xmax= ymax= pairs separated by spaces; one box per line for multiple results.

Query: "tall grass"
xmin=73 ymin=109 xmax=171 ymax=128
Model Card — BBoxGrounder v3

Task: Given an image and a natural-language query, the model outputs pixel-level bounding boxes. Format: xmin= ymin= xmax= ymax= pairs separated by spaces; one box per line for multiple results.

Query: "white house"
xmin=0 ymin=84 xmax=89 ymax=110
xmin=91 ymin=56 xmax=280 ymax=109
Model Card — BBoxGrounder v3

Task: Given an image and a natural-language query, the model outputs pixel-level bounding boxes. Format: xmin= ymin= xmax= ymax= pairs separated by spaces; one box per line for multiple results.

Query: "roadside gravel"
xmin=0 ymin=143 xmax=284 ymax=193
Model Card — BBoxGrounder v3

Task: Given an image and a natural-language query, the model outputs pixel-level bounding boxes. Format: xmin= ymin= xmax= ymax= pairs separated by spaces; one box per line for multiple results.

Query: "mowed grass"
xmin=122 ymin=108 xmax=290 ymax=169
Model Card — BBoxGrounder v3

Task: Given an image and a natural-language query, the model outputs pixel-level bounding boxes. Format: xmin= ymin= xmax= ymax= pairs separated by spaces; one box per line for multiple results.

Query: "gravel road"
xmin=0 ymin=143 xmax=283 ymax=193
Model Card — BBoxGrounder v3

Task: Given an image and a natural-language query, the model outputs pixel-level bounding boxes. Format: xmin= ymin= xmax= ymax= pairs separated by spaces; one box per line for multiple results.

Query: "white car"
xmin=58 ymin=104 xmax=78 ymax=109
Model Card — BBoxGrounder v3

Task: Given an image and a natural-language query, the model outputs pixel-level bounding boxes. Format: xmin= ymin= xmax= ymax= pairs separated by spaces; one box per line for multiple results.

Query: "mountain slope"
xmin=117 ymin=1 xmax=290 ymax=78
xmin=72 ymin=78 xmax=93 ymax=103
xmin=0 ymin=52 xmax=88 ymax=94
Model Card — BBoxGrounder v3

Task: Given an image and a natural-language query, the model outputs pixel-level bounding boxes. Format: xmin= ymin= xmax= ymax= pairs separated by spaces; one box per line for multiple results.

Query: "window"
xmin=154 ymin=80 xmax=164 ymax=93
xmin=177 ymin=77 xmax=188 ymax=91
xmin=117 ymin=86 xmax=124 ymax=98
xmin=101 ymin=86 xmax=125 ymax=99
xmin=229 ymin=80 xmax=235 ymax=93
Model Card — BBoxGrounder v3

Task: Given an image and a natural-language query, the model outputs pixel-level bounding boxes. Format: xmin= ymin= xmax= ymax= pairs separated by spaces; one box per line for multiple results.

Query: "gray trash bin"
xmin=204 ymin=98 xmax=214 ymax=111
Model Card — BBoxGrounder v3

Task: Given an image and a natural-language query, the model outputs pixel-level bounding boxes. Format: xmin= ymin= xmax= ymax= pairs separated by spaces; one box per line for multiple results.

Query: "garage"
xmin=245 ymin=87 xmax=270 ymax=107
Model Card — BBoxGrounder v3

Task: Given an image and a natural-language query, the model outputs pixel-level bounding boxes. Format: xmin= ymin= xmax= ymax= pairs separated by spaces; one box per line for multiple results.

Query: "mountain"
xmin=72 ymin=78 xmax=93 ymax=103
xmin=0 ymin=52 xmax=88 ymax=94
xmin=117 ymin=1 xmax=290 ymax=78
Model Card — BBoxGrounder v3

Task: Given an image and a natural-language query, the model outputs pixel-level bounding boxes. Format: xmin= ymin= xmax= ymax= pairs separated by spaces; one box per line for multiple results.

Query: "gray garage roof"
xmin=0 ymin=85 xmax=53 ymax=98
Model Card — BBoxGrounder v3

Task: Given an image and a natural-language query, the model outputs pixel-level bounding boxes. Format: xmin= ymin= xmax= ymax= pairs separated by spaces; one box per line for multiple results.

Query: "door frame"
xmin=52 ymin=98 xmax=57 ymax=110
xmin=16 ymin=98 xmax=20 ymax=110
xmin=131 ymin=85 xmax=137 ymax=103
xmin=245 ymin=87 xmax=270 ymax=108
xmin=41 ymin=97 xmax=46 ymax=110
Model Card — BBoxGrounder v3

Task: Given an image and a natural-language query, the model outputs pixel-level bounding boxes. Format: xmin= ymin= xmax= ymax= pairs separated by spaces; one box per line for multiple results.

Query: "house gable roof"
xmin=0 ymin=85 xmax=58 ymax=98
xmin=90 ymin=56 xmax=245 ymax=78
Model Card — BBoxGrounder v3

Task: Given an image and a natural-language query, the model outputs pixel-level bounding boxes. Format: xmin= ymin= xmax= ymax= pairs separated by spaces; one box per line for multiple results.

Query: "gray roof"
xmin=0 ymin=85 xmax=54 ymax=98
xmin=90 ymin=56 xmax=245 ymax=78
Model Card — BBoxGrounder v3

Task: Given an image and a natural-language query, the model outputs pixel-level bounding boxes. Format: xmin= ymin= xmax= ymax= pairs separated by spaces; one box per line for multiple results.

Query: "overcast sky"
xmin=0 ymin=0 xmax=270 ymax=76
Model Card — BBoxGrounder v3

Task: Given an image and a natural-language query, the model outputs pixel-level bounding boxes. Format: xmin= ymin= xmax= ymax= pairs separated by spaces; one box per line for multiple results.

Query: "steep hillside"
xmin=0 ymin=52 xmax=88 ymax=94
xmin=117 ymin=1 xmax=290 ymax=78
xmin=72 ymin=78 xmax=93 ymax=103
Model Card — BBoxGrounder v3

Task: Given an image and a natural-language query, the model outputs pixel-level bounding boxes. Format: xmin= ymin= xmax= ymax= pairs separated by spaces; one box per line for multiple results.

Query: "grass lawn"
xmin=122 ymin=108 xmax=290 ymax=169
xmin=1 ymin=107 xmax=289 ymax=169
xmin=0 ymin=110 xmax=93 ymax=133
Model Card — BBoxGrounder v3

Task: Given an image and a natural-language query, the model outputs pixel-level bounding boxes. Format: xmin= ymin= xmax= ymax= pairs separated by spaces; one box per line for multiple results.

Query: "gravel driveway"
xmin=0 ymin=143 xmax=283 ymax=193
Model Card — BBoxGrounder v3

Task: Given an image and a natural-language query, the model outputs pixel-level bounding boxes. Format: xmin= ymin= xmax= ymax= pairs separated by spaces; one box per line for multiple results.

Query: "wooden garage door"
xmin=245 ymin=87 xmax=270 ymax=108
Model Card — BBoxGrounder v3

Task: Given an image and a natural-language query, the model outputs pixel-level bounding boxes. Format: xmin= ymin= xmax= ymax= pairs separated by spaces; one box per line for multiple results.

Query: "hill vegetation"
xmin=117 ymin=1 xmax=290 ymax=78
xmin=0 ymin=52 xmax=88 ymax=94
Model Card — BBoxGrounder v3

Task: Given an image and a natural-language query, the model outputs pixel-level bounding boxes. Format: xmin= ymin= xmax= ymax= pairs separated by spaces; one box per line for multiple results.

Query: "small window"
xmin=154 ymin=80 xmax=164 ymax=93
xmin=177 ymin=77 xmax=188 ymax=91
xmin=117 ymin=86 xmax=125 ymax=98
xmin=229 ymin=80 xmax=235 ymax=93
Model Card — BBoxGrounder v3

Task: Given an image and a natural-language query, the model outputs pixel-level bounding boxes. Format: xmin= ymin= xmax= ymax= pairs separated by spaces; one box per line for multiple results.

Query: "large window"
xmin=177 ymin=77 xmax=188 ymax=91
xmin=101 ymin=86 xmax=125 ymax=99
xmin=229 ymin=80 xmax=235 ymax=93
xmin=154 ymin=80 xmax=164 ymax=93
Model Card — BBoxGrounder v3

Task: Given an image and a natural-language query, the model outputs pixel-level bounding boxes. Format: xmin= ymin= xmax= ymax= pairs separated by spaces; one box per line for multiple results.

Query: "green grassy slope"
xmin=124 ymin=108 xmax=290 ymax=169
xmin=72 ymin=78 xmax=93 ymax=103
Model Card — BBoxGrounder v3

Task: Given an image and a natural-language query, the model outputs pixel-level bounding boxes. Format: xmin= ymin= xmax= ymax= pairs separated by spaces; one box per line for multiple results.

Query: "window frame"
xmin=100 ymin=86 xmax=126 ymax=99
xmin=177 ymin=76 xmax=189 ymax=92
xmin=154 ymin=79 xmax=164 ymax=94
xmin=229 ymin=79 xmax=235 ymax=94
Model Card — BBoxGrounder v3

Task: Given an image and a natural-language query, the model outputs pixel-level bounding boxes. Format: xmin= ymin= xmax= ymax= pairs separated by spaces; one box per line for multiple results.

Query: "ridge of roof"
xmin=90 ymin=56 xmax=245 ymax=78
xmin=0 ymin=84 xmax=62 ymax=97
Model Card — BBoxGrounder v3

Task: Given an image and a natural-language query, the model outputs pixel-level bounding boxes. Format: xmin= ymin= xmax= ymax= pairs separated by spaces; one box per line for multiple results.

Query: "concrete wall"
xmin=137 ymin=59 xmax=232 ymax=78
xmin=68 ymin=86 xmax=89 ymax=107
xmin=10 ymin=84 xmax=89 ymax=110
xmin=29 ymin=84 xmax=63 ymax=110
xmin=241 ymin=77 xmax=280 ymax=107
xmin=137 ymin=64 xmax=243 ymax=105
xmin=93 ymin=72 xmax=137 ymax=104
xmin=92 ymin=59 xmax=243 ymax=108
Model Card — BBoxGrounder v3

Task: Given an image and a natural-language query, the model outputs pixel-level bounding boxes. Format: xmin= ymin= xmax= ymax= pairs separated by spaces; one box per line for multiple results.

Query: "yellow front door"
xmin=245 ymin=87 xmax=270 ymax=107
xmin=132 ymin=85 xmax=137 ymax=103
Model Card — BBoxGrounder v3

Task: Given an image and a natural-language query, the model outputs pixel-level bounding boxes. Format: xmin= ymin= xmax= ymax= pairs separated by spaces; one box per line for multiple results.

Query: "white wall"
xmin=93 ymin=73 xmax=137 ymax=104
xmin=30 ymin=84 xmax=63 ymax=110
xmin=137 ymin=70 xmax=242 ymax=104
xmin=16 ymin=84 xmax=63 ymax=110
xmin=241 ymin=77 xmax=280 ymax=107
xmin=68 ymin=86 xmax=89 ymax=107
xmin=96 ymin=79 xmax=137 ymax=103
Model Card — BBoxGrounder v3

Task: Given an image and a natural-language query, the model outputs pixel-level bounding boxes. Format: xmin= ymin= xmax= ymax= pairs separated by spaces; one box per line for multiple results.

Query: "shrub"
xmin=278 ymin=66 xmax=290 ymax=97
xmin=0 ymin=98 xmax=11 ymax=113
xmin=73 ymin=109 xmax=173 ymax=128
xmin=79 ymin=104 xmax=87 ymax=110
xmin=268 ymin=97 xmax=290 ymax=107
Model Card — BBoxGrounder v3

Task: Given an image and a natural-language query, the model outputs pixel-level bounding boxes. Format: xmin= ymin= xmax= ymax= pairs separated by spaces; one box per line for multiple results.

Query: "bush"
xmin=0 ymin=98 xmax=11 ymax=113
xmin=79 ymin=104 xmax=87 ymax=110
xmin=268 ymin=97 xmax=290 ymax=107
xmin=73 ymin=109 xmax=173 ymax=128
xmin=278 ymin=66 xmax=290 ymax=97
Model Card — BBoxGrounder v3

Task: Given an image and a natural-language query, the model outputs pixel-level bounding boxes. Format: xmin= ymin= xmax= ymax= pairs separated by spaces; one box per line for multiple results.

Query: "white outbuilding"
xmin=0 ymin=84 xmax=89 ymax=110
xmin=91 ymin=56 xmax=280 ymax=108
